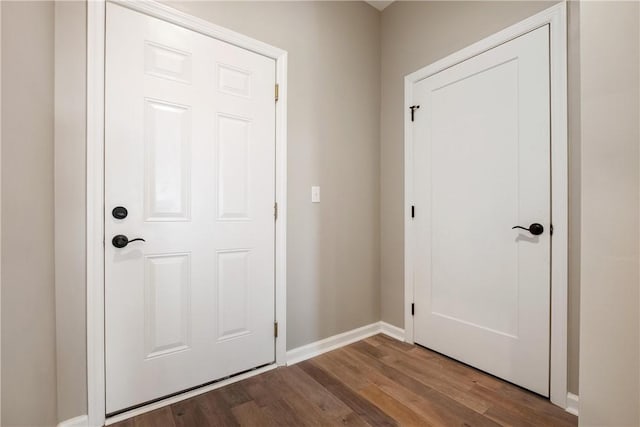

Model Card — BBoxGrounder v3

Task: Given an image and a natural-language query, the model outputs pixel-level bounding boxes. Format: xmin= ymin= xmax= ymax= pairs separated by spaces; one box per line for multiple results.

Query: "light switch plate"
xmin=311 ymin=186 xmax=320 ymax=203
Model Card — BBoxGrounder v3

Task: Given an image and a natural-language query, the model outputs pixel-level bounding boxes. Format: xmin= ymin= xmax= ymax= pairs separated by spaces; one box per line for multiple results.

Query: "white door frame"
xmin=87 ymin=1 xmax=288 ymax=425
xmin=403 ymin=3 xmax=568 ymax=408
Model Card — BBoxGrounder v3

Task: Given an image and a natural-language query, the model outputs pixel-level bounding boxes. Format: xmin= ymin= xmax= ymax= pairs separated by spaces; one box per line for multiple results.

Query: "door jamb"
xmin=87 ymin=1 xmax=288 ymax=425
xmin=403 ymin=3 xmax=568 ymax=409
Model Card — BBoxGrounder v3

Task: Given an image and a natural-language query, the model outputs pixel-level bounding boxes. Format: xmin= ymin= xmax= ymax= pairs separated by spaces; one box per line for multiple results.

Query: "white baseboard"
xmin=566 ymin=392 xmax=579 ymax=416
xmin=75 ymin=323 xmax=569 ymax=425
xmin=379 ymin=321 xmax=405 ymax=341
xmin=58 ymin=415 xmax=88 ymax=427
xmin=286 ymin=321 xmax=406 ymax=365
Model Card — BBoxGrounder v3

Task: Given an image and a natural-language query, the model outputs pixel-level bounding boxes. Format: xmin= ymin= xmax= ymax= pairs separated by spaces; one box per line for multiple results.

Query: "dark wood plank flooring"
xmin=112 ymin=334 xmax=577 ymax=426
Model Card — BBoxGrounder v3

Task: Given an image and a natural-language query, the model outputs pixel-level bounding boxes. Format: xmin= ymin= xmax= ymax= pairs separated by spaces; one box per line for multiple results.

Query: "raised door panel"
xmin=217 ymin=63 xmax=252 ymax=98
xmin=216 ymin=250 xmax=251 ymax=341
xmin=145 ymin=41 xmax=193 ymax=84
xmin=216 ymin=114 xmax=251 ymax=220
xmin=144 ymin=99 xmax=191 ymax=221
xmin=144 ymin=253 xmax=192 ymax=358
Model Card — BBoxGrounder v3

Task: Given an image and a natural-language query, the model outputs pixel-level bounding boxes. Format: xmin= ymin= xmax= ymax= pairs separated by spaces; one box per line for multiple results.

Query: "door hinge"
xmin=274 ymin=321 xmax=279 ymax=338
xmin=275 ymin=84 xmax=279 ymax=102
xmin=411 ymin=303 xmax=415 ymax=316
xmin=274 ymin=202 xmax=278 ymax=220
xmin=410 ymin=105 xmax=420 ymax=122
xmin=411 ymin=205 xmax=415 ymax=218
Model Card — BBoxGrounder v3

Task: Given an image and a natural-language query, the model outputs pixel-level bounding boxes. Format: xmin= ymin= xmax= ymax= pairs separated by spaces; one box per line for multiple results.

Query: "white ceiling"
xmin=364 ymin=1 xmax=395 ymax=11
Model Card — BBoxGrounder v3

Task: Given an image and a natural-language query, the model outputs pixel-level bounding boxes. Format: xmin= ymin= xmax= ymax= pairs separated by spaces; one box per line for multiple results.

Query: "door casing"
xmin=403 ymin=2 xmax=568 ymax=409
xmin=87 ymin=1 xmax=288 ymax=425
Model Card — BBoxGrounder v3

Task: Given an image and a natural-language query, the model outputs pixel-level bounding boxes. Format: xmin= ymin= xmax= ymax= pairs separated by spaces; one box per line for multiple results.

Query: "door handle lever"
xmin=512 ymin=223 xmax=544 ymax=236
xmin=112 ymin=234 xmax=146 ymax=248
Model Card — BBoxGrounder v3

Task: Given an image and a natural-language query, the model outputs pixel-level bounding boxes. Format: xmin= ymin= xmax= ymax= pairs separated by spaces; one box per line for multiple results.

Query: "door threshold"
xmin=105 ymin=362 xmax=277 ymax=425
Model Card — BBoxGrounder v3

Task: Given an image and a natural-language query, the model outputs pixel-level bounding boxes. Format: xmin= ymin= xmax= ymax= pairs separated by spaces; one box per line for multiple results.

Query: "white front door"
xmin=411 ymin=25 xmax=551 ymax=395
xmin=105 ymin=3 xmax=276 ymax=413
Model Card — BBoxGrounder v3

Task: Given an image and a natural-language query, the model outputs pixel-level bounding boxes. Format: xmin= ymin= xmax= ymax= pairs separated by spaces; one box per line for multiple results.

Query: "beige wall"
xmin=378 ymin=0 xmax=585 ymax=394
xmin=578 ymin=1 xmax=639 ymax=425
xmin=162 ymin=1 xmax=382 ymax=350
xmin=1 ymin=1 xmax=58 ymax=426
xmin=54 ymin=1 xmax=87 ymax=422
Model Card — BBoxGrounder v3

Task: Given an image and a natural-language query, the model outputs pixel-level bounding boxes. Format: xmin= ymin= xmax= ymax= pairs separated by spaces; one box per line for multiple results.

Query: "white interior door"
xmin=412 ymin=25 xmax=551 ymax=396
xmin=105 ymin=3 xmax=276 ymax=413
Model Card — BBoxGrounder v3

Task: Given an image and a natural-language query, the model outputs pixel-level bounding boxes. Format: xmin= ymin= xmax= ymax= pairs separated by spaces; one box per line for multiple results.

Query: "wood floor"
xmin=112 ymin=334 xmax=577 ymax=426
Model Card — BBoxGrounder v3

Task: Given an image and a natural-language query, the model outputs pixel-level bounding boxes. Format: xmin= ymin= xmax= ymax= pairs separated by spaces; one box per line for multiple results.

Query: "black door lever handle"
xmin=112 ymin=234 xmax=146 ymax=248
xmin=512 ymin=223 xmax=544 ymax=236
